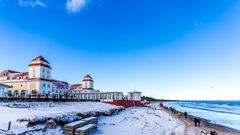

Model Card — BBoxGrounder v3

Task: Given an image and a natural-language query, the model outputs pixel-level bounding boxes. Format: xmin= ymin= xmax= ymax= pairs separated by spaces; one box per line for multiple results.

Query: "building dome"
xmin=83 ymin=74 xmax=93 ymax=82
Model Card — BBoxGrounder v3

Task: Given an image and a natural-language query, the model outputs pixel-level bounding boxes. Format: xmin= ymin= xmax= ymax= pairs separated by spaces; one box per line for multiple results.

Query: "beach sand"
xmin=162 ymin=106 xmax=240 ymax=135
xmin=94 ymin=103 xmax=240 ymax=135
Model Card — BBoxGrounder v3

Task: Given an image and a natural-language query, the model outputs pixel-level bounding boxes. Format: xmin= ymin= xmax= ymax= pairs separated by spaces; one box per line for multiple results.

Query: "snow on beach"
xmin=3 ymin=102 xmax=231 ymax=135
xmin=0 ymin=102 xmax=186 ymax=135
xmin=93 ymin=103 xmax=185 ymax=135
xmin=0 ymin=102 xmax=122 ymax=134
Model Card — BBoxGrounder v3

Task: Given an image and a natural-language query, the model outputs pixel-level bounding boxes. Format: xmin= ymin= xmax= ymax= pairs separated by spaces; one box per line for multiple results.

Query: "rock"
xmin=55 ymin=114 xmax=82 ymax=125
xmin=42 ymin=119 xmax=57 ymax=132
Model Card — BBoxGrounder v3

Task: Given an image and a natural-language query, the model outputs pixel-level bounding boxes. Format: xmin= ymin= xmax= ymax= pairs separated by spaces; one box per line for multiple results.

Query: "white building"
xmin=75 ymin=92 xmax=124 ymax=100
xmin=28 ymin=56 xmax=53 ymax=95
xmin=52 ymin=79 xmax=70 ymax=97
xmin=0 ymin=83 xmax=11 ymax=97
xmin=70 ymin=74 xmax=96 ymax=93
xmin=0 ymin=56 xmax=142 ymax=100
xmin=0 ymin=56 xmax=69 ymax=97
xmin=127 ymin=91 xmax=142 ymax=101
xmin=69 ymin=75 xmax=124 ymax=100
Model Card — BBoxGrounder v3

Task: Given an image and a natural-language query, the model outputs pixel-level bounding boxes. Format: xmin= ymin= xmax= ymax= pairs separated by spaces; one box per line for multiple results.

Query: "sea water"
xmin=163 ymin=101 xmax=240 ymax=130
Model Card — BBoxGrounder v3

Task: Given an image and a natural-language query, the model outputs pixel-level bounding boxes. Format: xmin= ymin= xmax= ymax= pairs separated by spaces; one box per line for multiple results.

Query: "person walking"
xmin=184 ymin=112 xmax=187 ymax=118
xmin=177 ymin=112 xmax=181 ymax=118
xmin=194 ymin=118 xmax=198 ymax=127
xmin=197 ymin=118 xmax=201 ymax=127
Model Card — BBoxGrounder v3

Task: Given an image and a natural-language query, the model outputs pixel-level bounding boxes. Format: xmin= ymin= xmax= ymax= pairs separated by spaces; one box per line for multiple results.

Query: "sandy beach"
xmin=94 ymin=102 xmax=240 ymax=135
xmin=0 ymin=102 xmax=239 ymax=134
xmin=162 ymin=105 xmax=240 ymax=135
xmin=94 ymin=103 xmax=240 ymax=135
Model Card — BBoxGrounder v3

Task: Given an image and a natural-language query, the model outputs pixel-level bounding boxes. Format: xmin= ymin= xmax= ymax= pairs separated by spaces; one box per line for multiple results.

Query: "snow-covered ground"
xmin=0 ymin=102 xmax=187 ymax=135
xmin=0 ymin=102 xmax=121 ymax=134
xmin=93 ymin=103 xmax=185 ymax=135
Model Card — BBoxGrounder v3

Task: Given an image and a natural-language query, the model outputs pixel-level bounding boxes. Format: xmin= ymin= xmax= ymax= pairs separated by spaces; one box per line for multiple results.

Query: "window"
xmin=47 ymin=70 xmax=50 ymax=74
xmin=43 ymin=69 xmax=45 ymax=73
xmin=32 ymin=68 xmax=35 ymax=72
xmin=47 ymin=84 xmax=50 ymax=88
xmin=42 ymin=83 xmax=46 ymax=88
xmin=42 ymin=75 xmax=45 ymax=78
xmin=32 ymin=90 xmax=37 ymax=95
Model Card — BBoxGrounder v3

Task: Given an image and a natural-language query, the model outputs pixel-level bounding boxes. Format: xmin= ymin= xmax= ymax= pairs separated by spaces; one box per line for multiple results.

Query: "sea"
xmin=163 ymin=100 xmax=240 ymax=130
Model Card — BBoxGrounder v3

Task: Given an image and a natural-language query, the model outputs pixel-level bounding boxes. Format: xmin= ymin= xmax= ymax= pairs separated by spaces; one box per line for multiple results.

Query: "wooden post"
xmin=8 ymin=121 xmax=11 ymax=130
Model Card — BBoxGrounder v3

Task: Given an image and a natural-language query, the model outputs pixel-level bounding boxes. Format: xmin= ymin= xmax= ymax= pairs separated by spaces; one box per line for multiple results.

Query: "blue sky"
xmin=0 ymin=0 xmax=240 ymax=100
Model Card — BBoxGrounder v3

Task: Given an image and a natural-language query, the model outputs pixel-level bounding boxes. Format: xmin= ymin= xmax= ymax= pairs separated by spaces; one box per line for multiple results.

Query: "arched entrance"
xmin=21 ymin=90 xmax=26 ymax=97
xmin=8 ymin=90 xmax=12 ymax=97
xmin=31 ymin=90 xmax=37 ymax=95
xmin=13 ymin=90 xmax=19 ymax=97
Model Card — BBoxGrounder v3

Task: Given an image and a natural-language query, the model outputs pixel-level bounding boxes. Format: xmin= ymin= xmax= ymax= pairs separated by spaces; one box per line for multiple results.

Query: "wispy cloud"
xmin=66 ymin=0 xmax=86 ymax=13
xmin=18 ymin=0 xmax=46 ymax=8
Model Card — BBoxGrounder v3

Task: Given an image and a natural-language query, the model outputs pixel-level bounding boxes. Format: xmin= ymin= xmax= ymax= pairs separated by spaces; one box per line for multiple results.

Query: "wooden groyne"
xmin=64 ymin=117 xmax=98 ymax=135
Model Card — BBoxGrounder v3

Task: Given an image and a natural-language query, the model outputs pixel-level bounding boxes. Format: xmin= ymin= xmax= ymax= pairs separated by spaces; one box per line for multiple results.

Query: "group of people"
xmin=193 ymin=117 xmax=201 ymax=127
xmin=167 ymin=106 xmax=218 ymax=135
xmin=169 ymin=107 xmax=201 ymax=127
xmin=169 ymin=107 xmax=188 ymax=119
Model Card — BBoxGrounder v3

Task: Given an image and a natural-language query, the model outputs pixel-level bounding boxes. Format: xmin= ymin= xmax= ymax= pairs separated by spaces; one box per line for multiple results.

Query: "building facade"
xmin=0 ymin=56 xmax=142 ymax=101
xmin=0 ymin=83 xmax=11 ymax=97
xmin=127 ymin=91 xmax=142 ymax=101
xmin=0 ymin=56 xmax=69 ymax=97
xmin=70 ymin=74 xmax=95 ymax=93
xmin=69 ymin=75 xmax=124 ymax=100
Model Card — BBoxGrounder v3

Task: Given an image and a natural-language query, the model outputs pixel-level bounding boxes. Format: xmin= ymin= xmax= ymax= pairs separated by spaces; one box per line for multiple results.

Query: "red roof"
xmin=72 ymin=84 xmax=82 ymax=87
xmin=0 ymin=70 xmax=29 ymax=80
xmin=0 ymin=70 xmax=20 ymax=77
xmin=14 ymin=72 xmax=28 ymax=77
xmin=70 ymin=84 xmax=82 ymax=90
xmin=84 ymin=74 xmax=92 ymax=79
xmin=31 ymin=56 xmax=49 ymax=63
xmin=83 ymin=74 xmax=93 ymax=81
xmin=1 ymin=70 xmax=19 ymax=74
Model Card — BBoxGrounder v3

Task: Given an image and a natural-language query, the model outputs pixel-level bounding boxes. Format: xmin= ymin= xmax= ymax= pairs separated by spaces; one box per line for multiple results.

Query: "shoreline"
xmin=161 ymin=105 xmax=240 ymax=135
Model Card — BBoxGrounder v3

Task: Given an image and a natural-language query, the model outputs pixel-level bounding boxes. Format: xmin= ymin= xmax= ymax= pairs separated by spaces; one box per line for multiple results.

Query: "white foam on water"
xmin=164 ymin=101 xmax=240 ymax=130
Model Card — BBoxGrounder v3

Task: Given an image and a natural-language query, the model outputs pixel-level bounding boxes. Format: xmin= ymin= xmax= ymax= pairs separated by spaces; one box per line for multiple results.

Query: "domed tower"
xmin=81 ymin=74 xmax=94 ymax=90
xmin=28 ymin=56 xmax=52 ymax=95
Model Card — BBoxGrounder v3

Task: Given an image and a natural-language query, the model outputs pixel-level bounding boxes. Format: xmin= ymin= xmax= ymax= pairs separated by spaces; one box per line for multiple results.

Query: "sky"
xmin=0 ymin=0 xmax=240 ymax=100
